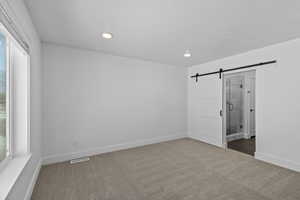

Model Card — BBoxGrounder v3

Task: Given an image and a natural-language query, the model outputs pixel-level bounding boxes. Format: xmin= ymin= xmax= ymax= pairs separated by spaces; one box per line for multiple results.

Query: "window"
xmin=0 ymin=30 xmax=9 ymax=163
xmin=0 ymin=22 xmax=30 ymax=167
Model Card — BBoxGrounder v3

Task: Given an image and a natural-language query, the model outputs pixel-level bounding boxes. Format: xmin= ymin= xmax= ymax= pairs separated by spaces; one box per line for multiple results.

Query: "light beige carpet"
xmin=32 ymin=139 xmax=300 ymax=200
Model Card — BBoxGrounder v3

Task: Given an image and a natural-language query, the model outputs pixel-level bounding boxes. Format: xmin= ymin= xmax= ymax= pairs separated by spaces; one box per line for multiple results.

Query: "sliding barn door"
xmin=188 ymin=74 xmax=223 ymax=147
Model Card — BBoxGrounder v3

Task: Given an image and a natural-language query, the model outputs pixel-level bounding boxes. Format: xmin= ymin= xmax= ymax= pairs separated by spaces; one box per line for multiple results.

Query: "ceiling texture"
xmin=25 ymin=0 xmax=300 ymax=66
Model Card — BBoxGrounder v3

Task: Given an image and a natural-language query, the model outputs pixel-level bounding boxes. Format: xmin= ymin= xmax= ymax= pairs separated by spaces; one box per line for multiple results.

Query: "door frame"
xmin=222 ymin=70 xmax=256 ymax=149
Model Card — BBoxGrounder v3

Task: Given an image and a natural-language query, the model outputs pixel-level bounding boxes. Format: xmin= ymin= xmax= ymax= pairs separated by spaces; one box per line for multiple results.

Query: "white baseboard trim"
xmin=188 ymin=135 xmax=223 ymax=148
xmin=255 ymin=152 xmax=300 ymax=172
xmin=43 ymin=134 xmax=186 ymax=165
xmin=24 ymin=159 xmax=42 ymax=200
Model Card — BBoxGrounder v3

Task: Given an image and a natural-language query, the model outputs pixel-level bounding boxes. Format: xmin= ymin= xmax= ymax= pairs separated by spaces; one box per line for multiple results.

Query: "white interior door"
xmin=189 ymin=75 xmax=223 ymax=147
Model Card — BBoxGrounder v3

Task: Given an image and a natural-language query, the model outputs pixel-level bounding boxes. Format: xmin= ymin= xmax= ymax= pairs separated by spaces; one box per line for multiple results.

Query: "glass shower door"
xmin=226 ymin=76 xmax=244 ymax=135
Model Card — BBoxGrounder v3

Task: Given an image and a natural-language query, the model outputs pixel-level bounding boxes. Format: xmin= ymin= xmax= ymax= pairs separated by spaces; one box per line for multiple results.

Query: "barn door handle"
xmin=229 ymin=103 xmax=234 ymax=111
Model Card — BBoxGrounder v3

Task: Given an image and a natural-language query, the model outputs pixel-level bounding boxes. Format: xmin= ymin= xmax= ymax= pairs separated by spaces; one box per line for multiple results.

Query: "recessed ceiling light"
xmin=102 ymin=32 xmax=113 ymax=39
xmin=184 ymin=50 xmax=191 ymax=58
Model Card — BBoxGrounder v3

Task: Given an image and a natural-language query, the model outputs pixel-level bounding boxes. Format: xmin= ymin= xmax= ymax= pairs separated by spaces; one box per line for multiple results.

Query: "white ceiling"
xmin=25 ymin=0 xmax=300 ymax=66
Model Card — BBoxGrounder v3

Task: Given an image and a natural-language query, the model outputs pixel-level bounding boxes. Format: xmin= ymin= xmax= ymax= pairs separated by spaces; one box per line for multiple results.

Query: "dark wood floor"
xmin=228 ymin=137 xmax=255 ymax=156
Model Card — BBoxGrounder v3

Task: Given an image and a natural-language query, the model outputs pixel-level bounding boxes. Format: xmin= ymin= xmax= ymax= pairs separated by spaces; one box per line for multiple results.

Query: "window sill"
xmin=0 ymin=154 xmax=32 ymax=200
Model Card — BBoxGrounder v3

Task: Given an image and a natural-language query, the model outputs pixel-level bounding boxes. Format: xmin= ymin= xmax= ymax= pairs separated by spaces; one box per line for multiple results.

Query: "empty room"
xmin=0 ymin=0 xmax=300 ymax=199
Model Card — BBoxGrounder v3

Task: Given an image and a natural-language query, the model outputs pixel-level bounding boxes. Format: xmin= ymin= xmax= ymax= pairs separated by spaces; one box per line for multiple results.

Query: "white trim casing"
xmin=0 ymin=154 xmax=31 ymax=200
xmin=222 ymin=70 xmax=256 ymax=147
xmin=24 ymin=159 xmax=41 ymax=200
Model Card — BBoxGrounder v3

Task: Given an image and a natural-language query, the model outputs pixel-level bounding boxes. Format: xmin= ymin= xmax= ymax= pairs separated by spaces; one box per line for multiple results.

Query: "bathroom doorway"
xmin=222 ymin=70 xmax=256 ymax=156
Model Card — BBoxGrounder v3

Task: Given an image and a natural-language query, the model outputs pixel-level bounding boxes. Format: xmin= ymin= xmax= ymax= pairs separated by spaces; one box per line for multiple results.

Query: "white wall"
xmin=188 ymin=38 xmax=300 ymax=172
xmin=3 ymin=0 xmax=42 ymax=199
xmin=42 ymin=43 xmax=187 ymax=164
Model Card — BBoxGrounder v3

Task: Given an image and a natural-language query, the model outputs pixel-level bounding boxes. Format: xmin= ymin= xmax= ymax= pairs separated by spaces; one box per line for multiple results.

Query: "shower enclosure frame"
xmin=222 ymin=70 xmax=256 ymax=149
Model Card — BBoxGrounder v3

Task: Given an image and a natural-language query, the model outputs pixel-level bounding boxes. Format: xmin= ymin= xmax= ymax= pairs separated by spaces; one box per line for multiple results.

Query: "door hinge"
xmin=240 ymin=84 xmax=243 ymax=88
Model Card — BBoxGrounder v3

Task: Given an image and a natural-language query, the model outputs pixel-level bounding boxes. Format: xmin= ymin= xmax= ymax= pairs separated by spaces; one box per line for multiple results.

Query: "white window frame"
xmin=0 ymin=22 xmax=30 ymax=171
xmin=0 ymin=28 xmax=11 ymax=171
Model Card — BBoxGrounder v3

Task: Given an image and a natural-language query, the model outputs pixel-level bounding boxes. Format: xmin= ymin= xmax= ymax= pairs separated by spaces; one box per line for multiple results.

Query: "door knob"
xmin=250 ymin=109 xmax=254 ymax=112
